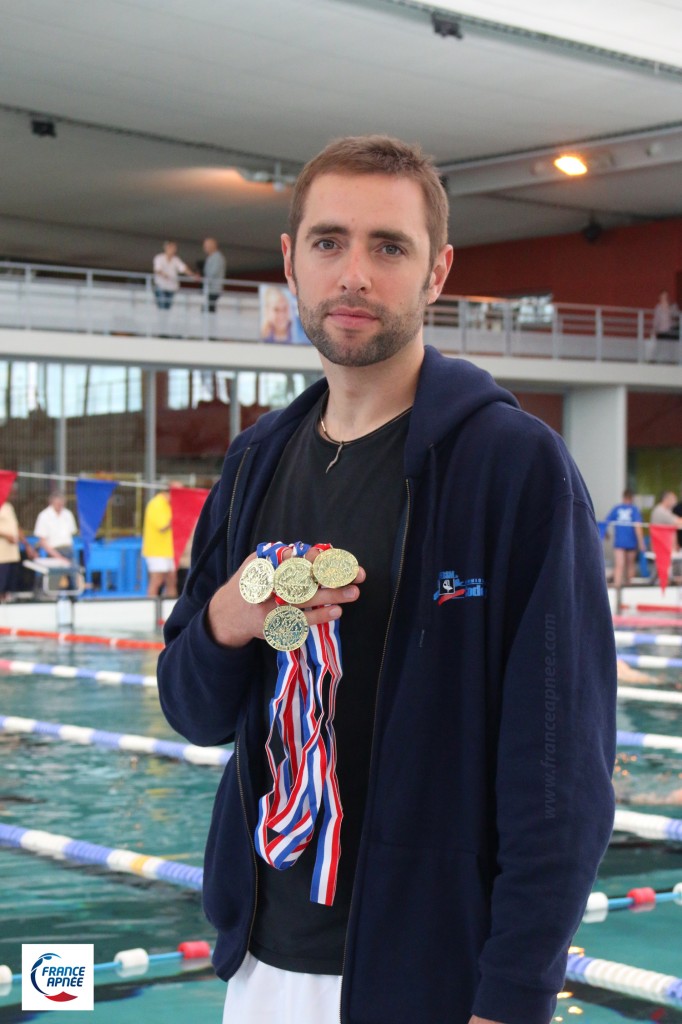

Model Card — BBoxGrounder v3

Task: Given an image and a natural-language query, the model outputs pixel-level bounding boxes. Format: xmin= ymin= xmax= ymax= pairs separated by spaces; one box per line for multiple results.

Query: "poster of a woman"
xmin=259 ymin=285 xmax=309 ymax=344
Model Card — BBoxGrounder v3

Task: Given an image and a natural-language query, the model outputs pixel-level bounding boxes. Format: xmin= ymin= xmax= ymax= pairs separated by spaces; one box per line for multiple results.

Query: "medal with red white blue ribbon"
xmin=252 ymin=540 xmax=344 ymax=906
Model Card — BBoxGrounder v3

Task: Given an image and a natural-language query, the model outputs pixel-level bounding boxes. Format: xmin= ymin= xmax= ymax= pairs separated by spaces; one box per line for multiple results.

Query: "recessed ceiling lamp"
xmin=553 ymin=154 xmax=588 ymax=176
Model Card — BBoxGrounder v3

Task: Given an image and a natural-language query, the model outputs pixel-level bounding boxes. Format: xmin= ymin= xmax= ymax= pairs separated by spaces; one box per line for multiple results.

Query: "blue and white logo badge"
xmin=433 ymin=570 xmax=486 ymax=605
xmin=22 ymin=944 xmax=94 ymax=1011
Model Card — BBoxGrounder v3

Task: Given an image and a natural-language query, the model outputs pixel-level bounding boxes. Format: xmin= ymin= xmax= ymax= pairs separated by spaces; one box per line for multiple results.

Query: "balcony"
xmin=1 ymin=261 xmax=679 ymax=365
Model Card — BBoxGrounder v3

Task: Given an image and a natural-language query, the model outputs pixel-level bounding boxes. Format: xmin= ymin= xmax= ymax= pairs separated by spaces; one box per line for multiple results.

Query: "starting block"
xmin=23 ymin=558 xmax=85 ymax=596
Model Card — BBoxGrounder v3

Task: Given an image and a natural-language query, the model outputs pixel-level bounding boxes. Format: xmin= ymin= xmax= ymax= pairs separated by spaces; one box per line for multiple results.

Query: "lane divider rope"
xmin=0 ymin=658 xmax=157 ymax=687
xmin=0 ymin=941 xmax=213 ymax=994
xmin=0 ymin=823 xmax=203 ymax=889
xmin=566 ymin=951 xmax=682 ymax=1006
xmin=0 ymin=627 xmax=163 ymax=650
xmin=617 ymin=728 xmax=682 ymax=753
xmin=614 ymin=808 xmax=682 ymax=842
xmin=0 ymin=715 xmax=230 ymax=766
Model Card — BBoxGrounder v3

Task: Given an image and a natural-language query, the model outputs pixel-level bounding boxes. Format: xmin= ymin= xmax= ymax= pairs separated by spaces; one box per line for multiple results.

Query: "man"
xmin=34 ymin=490 xmax=79 ymax=592
xmin=202 ymin=237 xmax=227 ymax=315
xmin=34 ymin=491 xmax=77 ymax=562
xmin=650 ymin=491 xmax=682 ymax=580
xmin=142 ymin=482 xmax=178 ymax=597
xmin=650 ymin=490 xmax=682 ymax=535
xmin=604 ymin=488 xmax=645 ymax=587
xmin=152 ymin=240 xmax=197 ymax=310
xmin=157 ymin=136 xmax=616 ymax=1024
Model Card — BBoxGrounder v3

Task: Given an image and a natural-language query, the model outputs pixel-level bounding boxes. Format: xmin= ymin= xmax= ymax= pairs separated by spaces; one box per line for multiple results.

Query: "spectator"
xmin=673 ymin=495 xmax=682 ymax=548
xmin=604 ymin=489 xmax=645 ymax=587
xmin=650 ymin=490 xmax=682 ymax=540
xmin=142 ymin=482 xmax=178 ymax=597
xmin=33 ymin=490 xmax=79 ymax=592
xmin=202 ymin=237 xmax=227 ymax=315
xmin=0 ymin=483 xmax=36 ymax=601
xmin=34 ymin=491 xmax=77 ymax=562
xmin=152 ymin=241 xmax=197 ymax=310
xmin=652 ymin=290 xmax=679 ymax=339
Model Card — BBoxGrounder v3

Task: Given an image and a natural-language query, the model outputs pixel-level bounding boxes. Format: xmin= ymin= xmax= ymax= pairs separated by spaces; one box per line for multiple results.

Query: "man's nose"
xmin=338 ymin=248 xmax=372 ymax=293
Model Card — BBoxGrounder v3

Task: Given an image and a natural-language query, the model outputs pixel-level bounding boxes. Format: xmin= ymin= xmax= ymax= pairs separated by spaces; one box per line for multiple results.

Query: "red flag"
xmin=169 ymin=487 xmax=210 ymax=569
xmin=0 ymin=471 xmax=18 ymax=508
xmin=650 ymin=524 xmax=677 ymax=592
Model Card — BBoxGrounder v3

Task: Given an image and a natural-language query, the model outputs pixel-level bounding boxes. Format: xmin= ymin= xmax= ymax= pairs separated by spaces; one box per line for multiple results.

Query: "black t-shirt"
xmin=248 ymin=396 xmax=409 ymax=973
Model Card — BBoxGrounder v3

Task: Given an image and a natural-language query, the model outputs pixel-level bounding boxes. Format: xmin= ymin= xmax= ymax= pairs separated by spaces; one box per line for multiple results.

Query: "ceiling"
xmin=1 ymin=0 xmax=681 ymax=276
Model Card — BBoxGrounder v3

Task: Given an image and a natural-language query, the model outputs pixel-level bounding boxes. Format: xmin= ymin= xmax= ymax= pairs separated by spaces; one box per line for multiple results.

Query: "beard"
xmin=295 ymin=280 xmax=431 ymax=368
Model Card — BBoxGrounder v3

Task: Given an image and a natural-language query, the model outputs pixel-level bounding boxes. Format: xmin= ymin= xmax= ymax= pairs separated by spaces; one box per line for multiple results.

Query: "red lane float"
xmin=0 ymin=627 xmax=163 ymax=650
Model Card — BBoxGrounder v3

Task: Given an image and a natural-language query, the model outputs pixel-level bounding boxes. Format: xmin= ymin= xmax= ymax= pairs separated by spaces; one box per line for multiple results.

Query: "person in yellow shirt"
xmin=141 ymin=483 xmax=179 ymax=598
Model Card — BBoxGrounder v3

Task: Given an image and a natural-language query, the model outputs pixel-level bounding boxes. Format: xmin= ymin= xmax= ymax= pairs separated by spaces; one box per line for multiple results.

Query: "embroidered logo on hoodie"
xmin=433 ymin=571 xmax=486 ymax=604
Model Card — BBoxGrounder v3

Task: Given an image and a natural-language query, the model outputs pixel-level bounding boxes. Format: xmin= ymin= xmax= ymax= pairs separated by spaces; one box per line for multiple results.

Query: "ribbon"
xmin=253 ymin=541 xmax=344 ymax=906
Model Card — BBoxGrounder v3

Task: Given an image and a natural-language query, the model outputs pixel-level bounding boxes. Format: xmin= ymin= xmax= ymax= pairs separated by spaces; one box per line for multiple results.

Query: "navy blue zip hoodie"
xmin=158 ymin=346 xmax=616 ymax=1024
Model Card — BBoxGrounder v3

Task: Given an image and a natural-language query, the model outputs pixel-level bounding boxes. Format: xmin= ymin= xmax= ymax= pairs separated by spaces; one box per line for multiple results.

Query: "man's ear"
xmin=281 ymin=234 xmax=297 ymax=296
xmin=426 ymin=244 xmax=454 ymax=304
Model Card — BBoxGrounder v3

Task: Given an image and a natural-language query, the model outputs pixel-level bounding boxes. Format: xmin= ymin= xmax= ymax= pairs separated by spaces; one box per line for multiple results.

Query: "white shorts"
xmin=145 ymin=557 xmax=175 ymax=573
xmin=222 ymin=953 xmax=341 ymax=1024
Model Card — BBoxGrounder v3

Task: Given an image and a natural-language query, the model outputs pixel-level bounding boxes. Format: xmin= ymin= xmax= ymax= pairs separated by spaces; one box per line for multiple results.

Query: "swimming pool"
xmin=0 ymin=629 xmax=681 ymax=1022
xmin=0 ymin=635 xmax=226 ymax=1022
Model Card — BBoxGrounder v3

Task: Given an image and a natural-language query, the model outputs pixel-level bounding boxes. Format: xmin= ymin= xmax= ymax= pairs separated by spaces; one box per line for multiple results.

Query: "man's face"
xmin=51 ymin=495 xmax=64 ymax=512
xmin=282 ymin=173 xmax=452 ymax=368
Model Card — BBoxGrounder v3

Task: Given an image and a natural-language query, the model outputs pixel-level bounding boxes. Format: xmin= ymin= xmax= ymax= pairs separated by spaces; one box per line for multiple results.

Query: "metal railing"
xmin=1 ymin=260 xmax=680 ymax=364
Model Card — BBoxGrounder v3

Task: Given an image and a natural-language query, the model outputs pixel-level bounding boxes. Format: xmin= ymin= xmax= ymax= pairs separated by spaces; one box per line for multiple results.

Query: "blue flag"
xmin=76 ymin=479 xmax=118 ymax=566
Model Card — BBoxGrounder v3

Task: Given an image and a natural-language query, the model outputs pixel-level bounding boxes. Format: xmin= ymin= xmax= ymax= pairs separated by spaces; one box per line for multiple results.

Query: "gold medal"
xmin=273 ymin=558 xmax=319 ymax=604
xmin=263 ymin=605 xmax=309 ymax=651
xmin=312 ymin=548 xmax=359 ymax=588
xmin=239 ymin=558 xmax=275 ymax=604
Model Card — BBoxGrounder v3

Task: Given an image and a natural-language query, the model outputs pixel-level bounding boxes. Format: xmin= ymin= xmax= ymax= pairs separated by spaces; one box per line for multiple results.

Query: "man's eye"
xmin=315 ymin=239 xmax=337 ymax=251
xmin=381 ymin=244 xmax=403 ymax=256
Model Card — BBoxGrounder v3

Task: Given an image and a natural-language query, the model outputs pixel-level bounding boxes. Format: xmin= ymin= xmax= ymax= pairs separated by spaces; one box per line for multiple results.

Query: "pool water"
xmin=0 ymin=637 xmax=226 ymax=1022
xmin=1 ymin=635 xmax=681 ymax=1022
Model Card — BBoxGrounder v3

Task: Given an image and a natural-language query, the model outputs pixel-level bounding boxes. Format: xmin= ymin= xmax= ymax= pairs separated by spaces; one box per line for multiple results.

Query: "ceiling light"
xmin=553 ymin=154 xmax=588 ymax=176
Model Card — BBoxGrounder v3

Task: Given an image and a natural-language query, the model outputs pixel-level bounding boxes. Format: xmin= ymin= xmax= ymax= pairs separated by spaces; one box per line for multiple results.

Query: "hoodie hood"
xmin=243 ymin=345 xmax=518 ymax=480
xmin=405 ymin=346 xmax=519 ymax=479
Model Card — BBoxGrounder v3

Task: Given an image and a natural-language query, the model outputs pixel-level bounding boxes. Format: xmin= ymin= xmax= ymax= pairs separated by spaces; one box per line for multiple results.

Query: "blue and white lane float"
xmin=566 ymin=951 xmax=682 ymax=1006
xmin=618 ymin=652 xmax=682 ymax=670
xmin=615 ymin=631 xmax=682 ymax=649
xmin=618 ymin=686 xmax=682 ymax=705
xmin=613 ymin=808 xmax=682 ymax=842
xmin=0 ymin=941 xmax=213 ymax=995
xmin=0 ymin=658 xmax=156 ymax=687
xmin=0 ymin=824 xmax=203 ymax=890
xmin=583 ymin=884 xmax=682 ymax=922
xmin=0 ymin=715 xmax=230 ymax=767
xmin=617 ymin=728 xmax=682 ymax=753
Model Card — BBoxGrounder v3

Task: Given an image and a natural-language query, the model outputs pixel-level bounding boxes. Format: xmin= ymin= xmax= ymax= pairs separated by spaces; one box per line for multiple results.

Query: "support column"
xmin=56 ymin=364 xmax=67 ymax=482
xmin=563 ymin=385 xmax=627 ymax=519
xmin=230 ymin=371 xmax=241 ymax=443
xmin=144 ymin=369 xmax=157 ymax=484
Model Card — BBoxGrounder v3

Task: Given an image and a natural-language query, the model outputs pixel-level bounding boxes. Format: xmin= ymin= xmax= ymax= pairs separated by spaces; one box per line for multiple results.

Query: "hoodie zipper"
xmin=225 ymin=445 xmax=252 ymax=570
xmin=339 ymin=479 xmax=412 ymax=1023
xmin=229 ymin=445 xmax=260 ymax=957
xmin=235 ymin=729 xmax=259 ymax=957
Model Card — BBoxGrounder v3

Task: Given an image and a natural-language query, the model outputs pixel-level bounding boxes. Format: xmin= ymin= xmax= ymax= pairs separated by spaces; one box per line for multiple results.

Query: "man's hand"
xmin=207 ymin=548 xmax=365 ymax=648
xmin=468 ymin=1017 xmax=506 ymax=1024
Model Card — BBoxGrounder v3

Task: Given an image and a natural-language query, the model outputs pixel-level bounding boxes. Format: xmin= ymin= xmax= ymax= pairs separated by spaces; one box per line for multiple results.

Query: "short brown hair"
xmin=289 ymin=135 xmax=449 ymax=267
